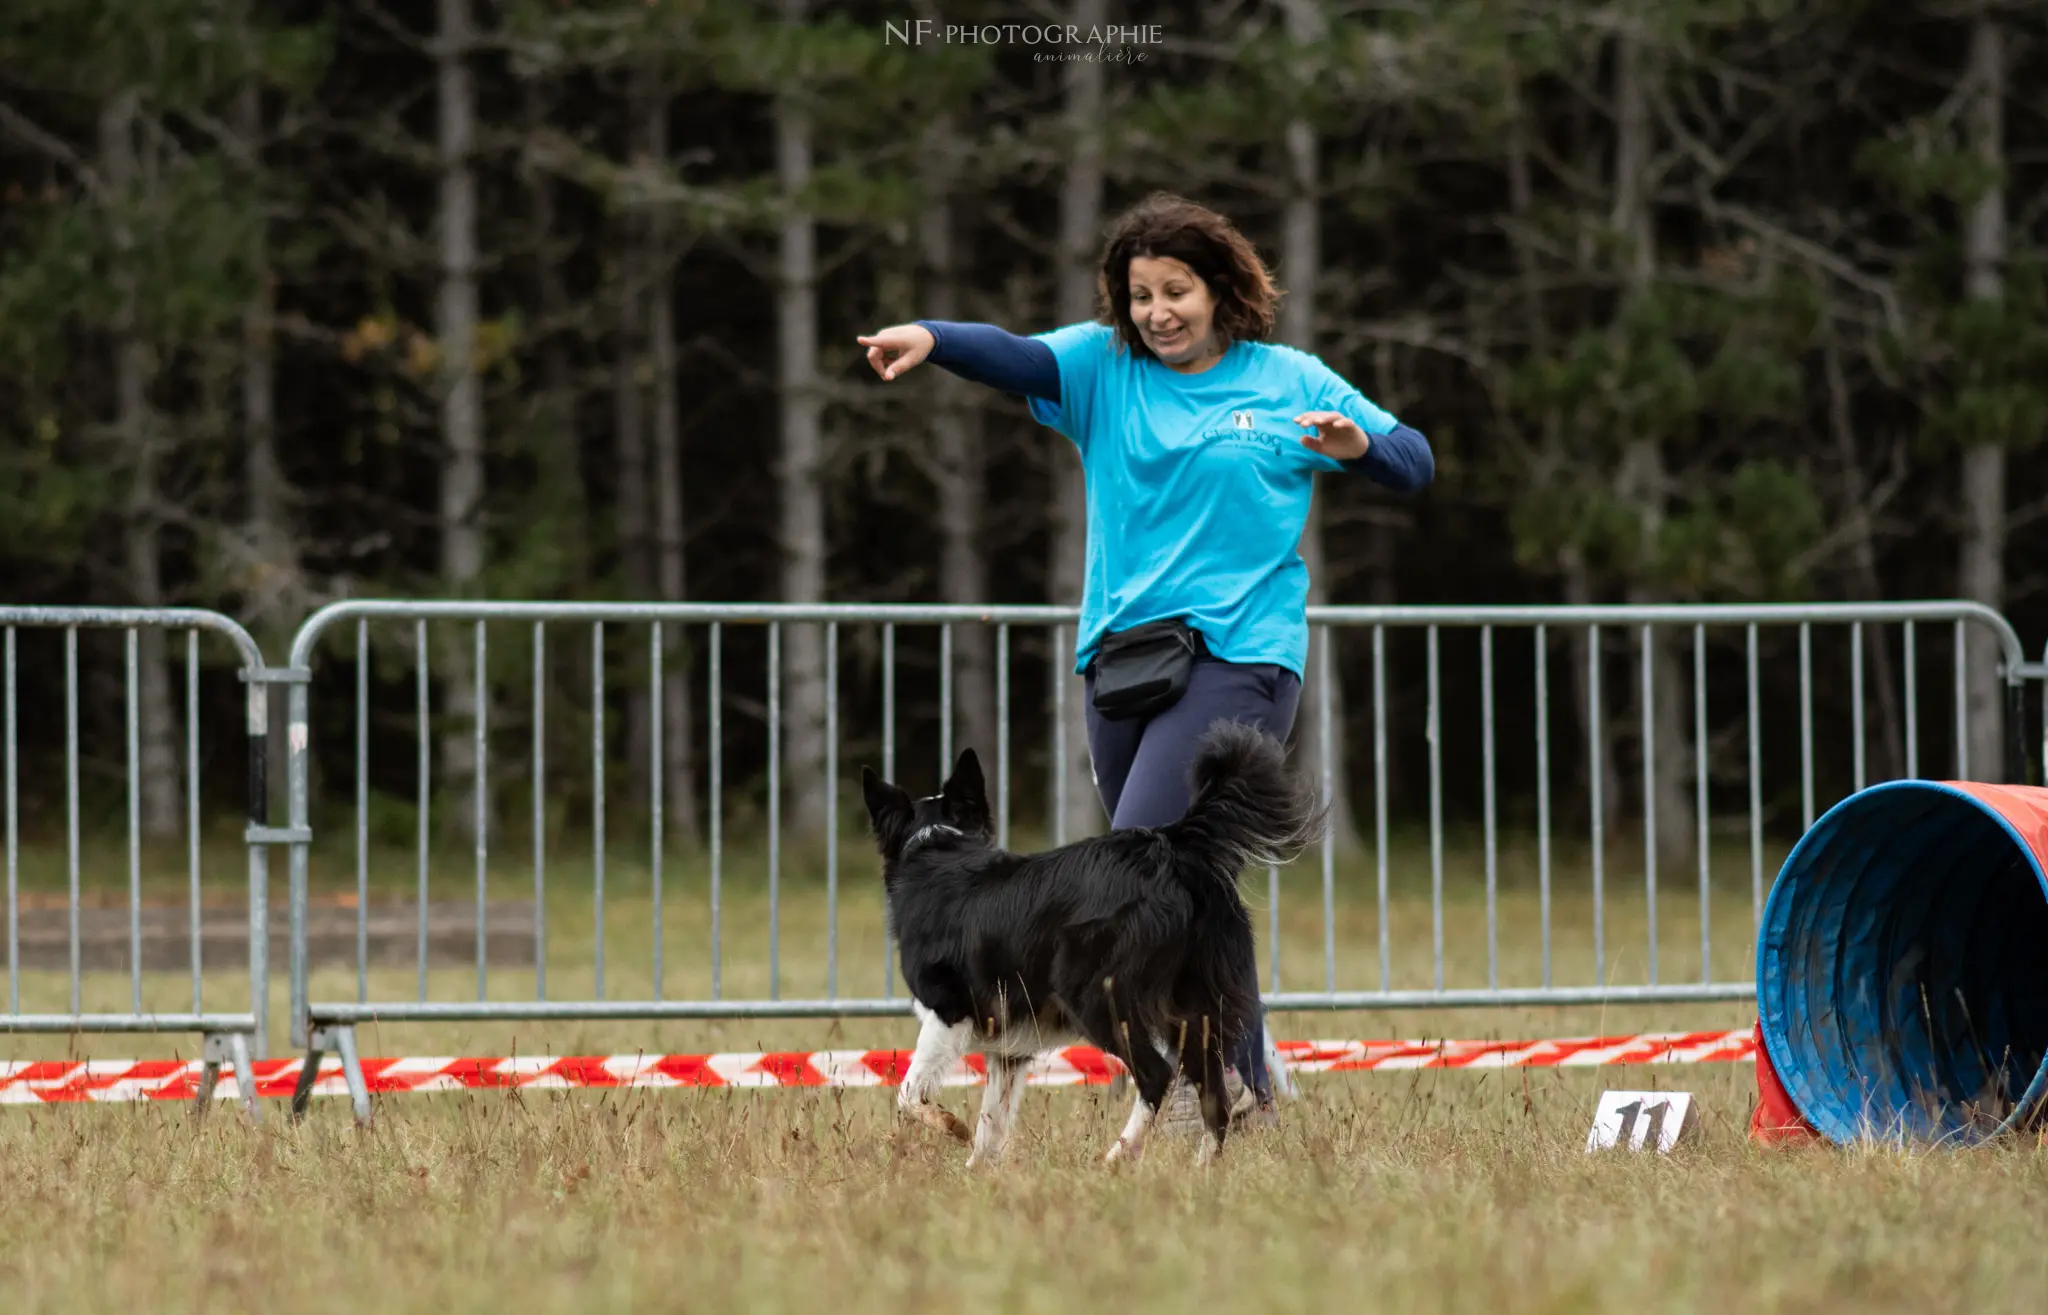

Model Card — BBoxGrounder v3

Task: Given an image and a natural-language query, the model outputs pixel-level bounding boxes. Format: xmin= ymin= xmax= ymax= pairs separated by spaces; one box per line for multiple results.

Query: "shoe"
xmin=1156 ymin=1067 xmax=1260 ymax=1136
xmin=1234 ymin=1098 xmax=1280 ymax=1132
xmin=1224 ymin=1065 xmax=1254 ymax=1120
xmin=1223 ymin=1067 xmax=1280 ymax=1131
xmin=1155 ymin=1074 xmax=1204 ymax=1135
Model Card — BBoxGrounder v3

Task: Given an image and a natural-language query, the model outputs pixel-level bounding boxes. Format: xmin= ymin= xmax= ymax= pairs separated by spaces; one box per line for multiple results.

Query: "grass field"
xmin=8 ymin=1069 xmax=2048 ymax=1313
xmin=6 ymin=828 xmax=2047 ymax=1313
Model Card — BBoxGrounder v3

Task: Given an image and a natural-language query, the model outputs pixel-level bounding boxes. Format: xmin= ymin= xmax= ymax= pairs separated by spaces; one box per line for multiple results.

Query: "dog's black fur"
xmin=862 ymin=720 xmax=1324 ymax=1157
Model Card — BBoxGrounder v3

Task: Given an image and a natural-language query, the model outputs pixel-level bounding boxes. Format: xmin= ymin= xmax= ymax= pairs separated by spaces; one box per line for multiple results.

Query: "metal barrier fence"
xmin=1282 ymin=602 xmax=2033 ymax=1011
xmin=279 ymin=599 xmax=2037 ymax=1120
xmin=0 ymin=607 xmax=268 ymax=1115
xmin=2038 ymin=638 xmax=2048 ymax=785
xmin=279 ymin=602 xmax=1074 ymax=1094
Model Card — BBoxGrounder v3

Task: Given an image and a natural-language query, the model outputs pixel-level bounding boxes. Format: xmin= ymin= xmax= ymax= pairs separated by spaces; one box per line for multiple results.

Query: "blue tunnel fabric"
xmin=1757 ymin=781 xmax=2048 ymax=1144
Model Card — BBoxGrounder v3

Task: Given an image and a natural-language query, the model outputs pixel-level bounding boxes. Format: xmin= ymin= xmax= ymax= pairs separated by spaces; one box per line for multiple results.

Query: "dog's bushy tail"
xmin=1162 ymin=723 xmax=1322 ymax=1050
xmin=1172 ymin=721 xmax=1327 ymax=879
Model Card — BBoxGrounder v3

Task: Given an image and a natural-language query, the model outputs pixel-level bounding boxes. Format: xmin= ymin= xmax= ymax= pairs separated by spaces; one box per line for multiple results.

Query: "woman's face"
xmin=1127 ymin=255 xmax=1220 ymax=368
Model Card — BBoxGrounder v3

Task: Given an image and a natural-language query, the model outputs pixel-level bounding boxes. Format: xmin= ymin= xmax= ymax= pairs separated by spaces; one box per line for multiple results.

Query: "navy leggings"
xmin=1083 ymin=656 xmax=1302 ymax=1105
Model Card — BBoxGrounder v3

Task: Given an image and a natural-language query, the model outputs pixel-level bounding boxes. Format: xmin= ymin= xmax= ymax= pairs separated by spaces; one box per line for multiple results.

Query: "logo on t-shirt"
xmin=1204 ymin=408 xmax=1286 ymax=455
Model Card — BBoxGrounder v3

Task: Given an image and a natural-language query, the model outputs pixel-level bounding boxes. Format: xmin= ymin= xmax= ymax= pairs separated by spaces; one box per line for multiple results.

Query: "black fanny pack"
xmin=1088 ymin=618 xmax=1207 ymax=721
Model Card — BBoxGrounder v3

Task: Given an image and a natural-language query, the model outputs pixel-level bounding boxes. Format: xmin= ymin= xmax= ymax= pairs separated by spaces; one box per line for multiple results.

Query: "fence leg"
xmin=194 ymin=1043 xmax=222 ymax=1118
xmin=2006 ymin=681 xmax=2034 ymax=786
xmin=193 ymin=1032 xmax=261 ymax=1123
xmin=290 ymin=1035 xmax=326 ymax=1122
xmin=293 ymin=1026 xmax=372 ymax=1125
xmin=229 ymin=1032 xmax=260 ymax=1121
xmin=300 ymin=1025 xmax=373 ymax=1126
xmin=334 ymin=1026 xmax=372 ymax=1125
xmin=1263 ymin=1022 xmax=1296 ymax=1102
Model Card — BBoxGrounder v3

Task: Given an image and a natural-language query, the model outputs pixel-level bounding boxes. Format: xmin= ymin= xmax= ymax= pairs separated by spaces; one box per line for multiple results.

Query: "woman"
xmin=857 ymin=191 xmax=1433 ymax=1121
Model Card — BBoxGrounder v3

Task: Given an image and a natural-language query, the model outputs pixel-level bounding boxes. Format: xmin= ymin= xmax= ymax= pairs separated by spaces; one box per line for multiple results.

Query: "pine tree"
xmin=0 ymin=0 xmax=322 ymax=834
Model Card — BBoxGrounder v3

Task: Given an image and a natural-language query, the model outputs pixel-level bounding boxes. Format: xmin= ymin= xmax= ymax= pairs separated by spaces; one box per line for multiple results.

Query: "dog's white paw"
xmin=1195 ymin=1133 xmax=1222 ymax=1169
xmin=1105 ymin=1137 xmax=1141 ymax=1167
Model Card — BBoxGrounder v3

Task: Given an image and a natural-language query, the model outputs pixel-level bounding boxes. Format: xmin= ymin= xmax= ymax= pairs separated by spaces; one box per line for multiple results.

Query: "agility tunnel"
xmin=1758 ymin=780 xmax=2048 ymax=1144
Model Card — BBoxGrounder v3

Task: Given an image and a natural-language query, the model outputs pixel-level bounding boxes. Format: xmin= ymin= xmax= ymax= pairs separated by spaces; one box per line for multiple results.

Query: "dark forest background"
xmin=2 ymin=0 xmax=2044 ymax=859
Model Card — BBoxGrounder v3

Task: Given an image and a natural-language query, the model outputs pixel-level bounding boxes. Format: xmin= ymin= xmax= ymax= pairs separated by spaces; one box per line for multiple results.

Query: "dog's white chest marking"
xmin=900 ymin=822 xmax=962 ymax=861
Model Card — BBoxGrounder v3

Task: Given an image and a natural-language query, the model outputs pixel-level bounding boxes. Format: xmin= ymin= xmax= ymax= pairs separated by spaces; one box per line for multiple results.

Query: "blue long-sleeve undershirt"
xmin=913 ymin=318 xmax=1433 ymax=494
xmin=1353 ymin=423 xmax=1434 ymax=494
xmin=918 ymin=319 xmax=1061 ymax=401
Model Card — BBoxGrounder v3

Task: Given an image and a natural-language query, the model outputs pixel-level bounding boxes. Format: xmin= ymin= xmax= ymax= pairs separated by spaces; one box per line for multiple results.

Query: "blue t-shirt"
xmin=1027 ymin=320 xmax=1404 ymax=677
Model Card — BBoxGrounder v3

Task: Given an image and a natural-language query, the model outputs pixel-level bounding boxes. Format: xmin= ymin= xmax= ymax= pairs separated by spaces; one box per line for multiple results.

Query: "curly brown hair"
xmin=1093 ymin=192 xmax=1280 ymax=360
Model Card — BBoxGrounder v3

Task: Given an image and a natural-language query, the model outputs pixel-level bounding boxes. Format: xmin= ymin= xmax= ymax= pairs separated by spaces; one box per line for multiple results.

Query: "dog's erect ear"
xmin=862 ymin=766 xmax=912 ymax=830
xmin=942 ymin=748 xmax=984 ymax=802
xmin=940 ymin=749 xmax=991 ymax=833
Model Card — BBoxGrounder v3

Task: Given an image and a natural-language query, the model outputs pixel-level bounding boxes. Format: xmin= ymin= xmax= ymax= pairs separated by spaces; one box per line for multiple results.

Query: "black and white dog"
xmin=862 ymin=721 xmax=1323 ymax=1167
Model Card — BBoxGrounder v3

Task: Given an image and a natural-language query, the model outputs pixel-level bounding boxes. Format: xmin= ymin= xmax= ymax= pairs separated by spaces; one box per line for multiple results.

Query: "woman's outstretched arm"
xmin=1296 ymin=409 xmax=1435 ymax=494
xmin=857 ymin=321 xmax=1060 ymax=402
xmin=1342 ymin=423 xmax=1434 ymax=493
xmin=917 ymin=321 xmax=1060 ymax=401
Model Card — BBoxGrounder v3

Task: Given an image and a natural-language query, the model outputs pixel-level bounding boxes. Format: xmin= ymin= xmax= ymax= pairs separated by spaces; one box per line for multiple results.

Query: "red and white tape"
xmin=0 ymin=1029 xmax=1754 ymax=1105
xmin=1276 ymin=1029 xmax=1757 ymax=1072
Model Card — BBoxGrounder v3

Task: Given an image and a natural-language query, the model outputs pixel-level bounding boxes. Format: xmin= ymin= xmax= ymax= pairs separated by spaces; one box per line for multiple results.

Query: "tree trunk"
xmin=1277 ymin=0 xmax=1359 ymax=849
xmin=1824 ymin=339 xmax=1906 ymax=780
xmin=920 ymin=130 xmax=996 ymax=771
xmin=1958 ymin=10 xmax=2007 ymax=780
xmin=522 ymin=76 xmax=584 ymax=588
xmin=613 ymin=224 xmax=653 ymax=799
xmin=519 ymin=72 xmax=584 ymax=825
xmin=236 ymin=80 xmax=297 ymax=815
xmin=1562 ymin=554 xmax=1622 ymax=837
xmin=1612 ymin=22 xmax=1692 ymax=862
xmin=1621 ymin=472 xmax=1696 ymax=866
xmin=1048 ymin=0 xmax=1107 ymax=842
xmin=1509 ymin=62 xmax=1617 ymax=834
xmin=1368 ymin=331 xmax=1400 ymax=819
xmin=643 ymin=73 xmax=699 ymax=845
xmin=1510 ymin=64 xmax=1594 ymax=828
xmin=1360 ymin=516 xmax=1407 ymax=815
xmin=435 ymin=0 xmax=486 ymax=837
xmin=102 ymin=90 xmax=180 ymax=839
xmin=238 ymin=85 xmax=293 ymax=622
xmin=775 ymin=0 xmax=830 ymax=837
